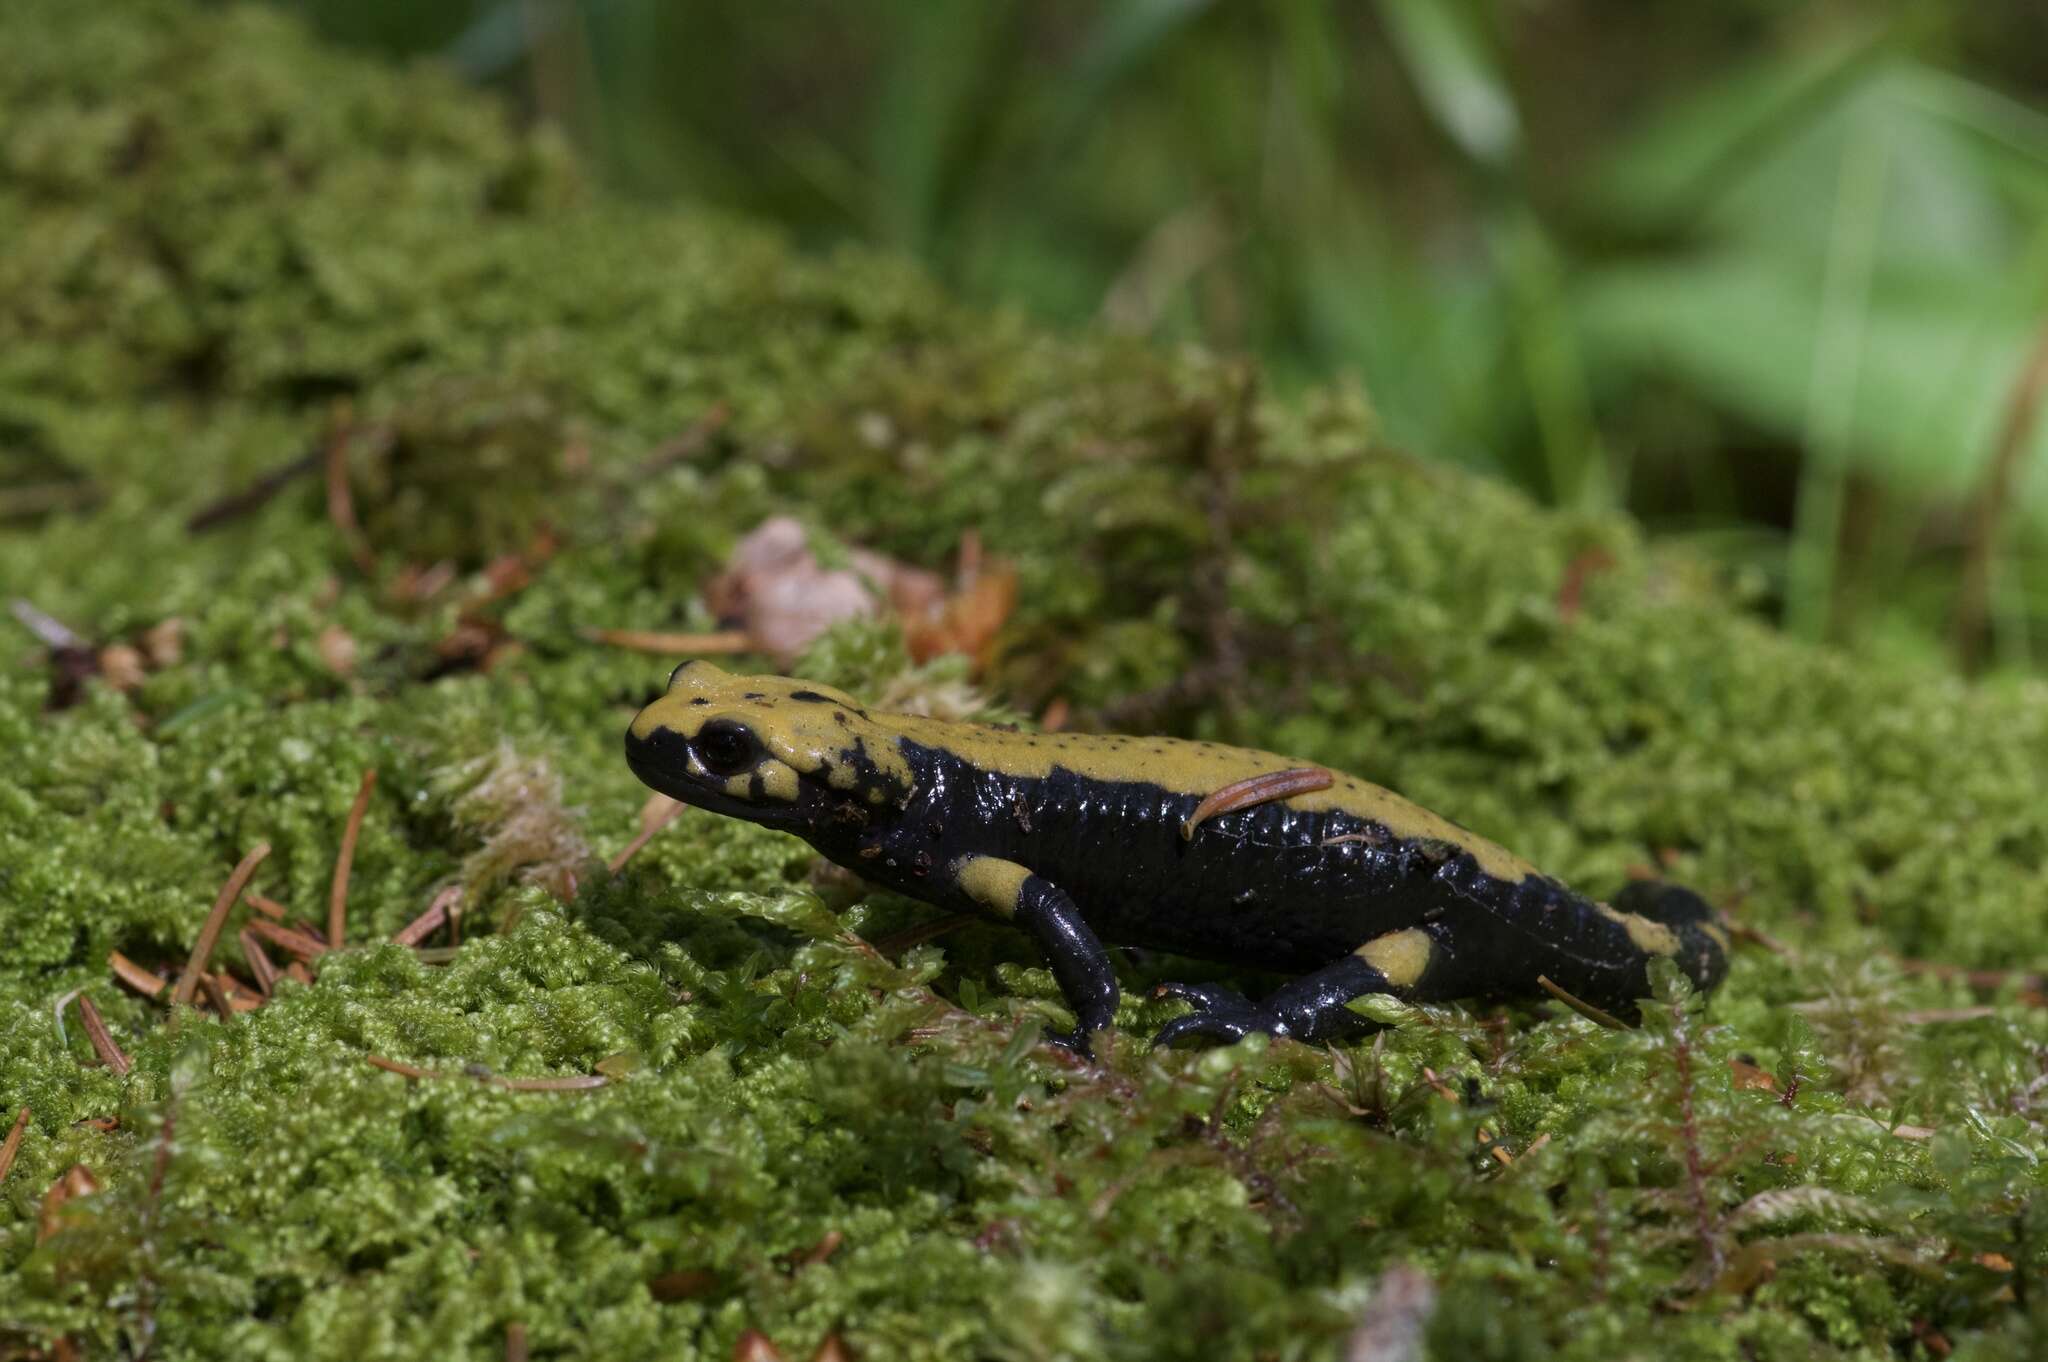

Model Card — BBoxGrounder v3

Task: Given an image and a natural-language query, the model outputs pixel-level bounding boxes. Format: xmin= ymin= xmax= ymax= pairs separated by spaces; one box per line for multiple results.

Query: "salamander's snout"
xmin=622 ymin=712 xmax=696 ymax=801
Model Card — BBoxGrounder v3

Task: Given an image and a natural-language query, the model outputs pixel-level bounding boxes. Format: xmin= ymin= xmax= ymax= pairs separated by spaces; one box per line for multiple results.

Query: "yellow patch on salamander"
xmin=1356 ymin=927 xmax=1434 ymax=988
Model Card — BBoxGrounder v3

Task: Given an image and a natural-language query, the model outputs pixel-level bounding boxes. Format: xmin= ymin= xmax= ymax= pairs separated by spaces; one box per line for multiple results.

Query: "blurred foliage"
xmin=256 ymin=0 xmax=2048 ymax=669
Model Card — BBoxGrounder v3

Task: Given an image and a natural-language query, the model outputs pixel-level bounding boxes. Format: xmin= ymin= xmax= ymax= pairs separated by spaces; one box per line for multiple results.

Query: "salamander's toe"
xmin=1039 ymin=1025 xmax=1096 ymax=1059
xmin=1150 ymin=982 xmax=1284 ymax=1048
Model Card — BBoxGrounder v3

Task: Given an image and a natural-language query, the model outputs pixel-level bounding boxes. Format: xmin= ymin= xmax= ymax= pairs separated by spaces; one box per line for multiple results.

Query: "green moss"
xmin=2 ymin=3 xmax=2046 ymax=1359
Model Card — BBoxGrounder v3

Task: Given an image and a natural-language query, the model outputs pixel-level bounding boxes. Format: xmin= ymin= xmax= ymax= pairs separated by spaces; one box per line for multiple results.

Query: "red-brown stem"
xmin=0 ymin=1107 xmax=29 ymax=1185
xmin=329 ymin=768 xmax=377 ymax=947
xmin=75 ymin=996 xmax=131 ymax=1076
xmin=172 ymin=843 xmax=272 ymax=1009
xmin=393 ymin=885 xmax=462 ymax=948
xmin=239 ymin=929 xmax=280 ymax=995
xmin=1181 ymin=767 xmax=1333 ymax=840
xmin=607 ymin=800 xmax=686 ymax=873
xmin=109 ymin=952 xmax=170 ymax=1000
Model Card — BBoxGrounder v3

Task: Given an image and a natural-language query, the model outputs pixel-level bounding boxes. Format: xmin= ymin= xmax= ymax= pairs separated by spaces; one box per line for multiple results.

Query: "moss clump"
xmin=2 ymin=4 xmax=2046 ymax=1360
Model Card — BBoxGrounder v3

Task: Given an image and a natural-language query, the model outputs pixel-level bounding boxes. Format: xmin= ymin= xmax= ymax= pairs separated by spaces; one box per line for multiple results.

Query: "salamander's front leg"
xmin=951 ymin=855 xmax=1120 ymax=1056
xmin=1153 ymin=927 xmax=1436 ymax=1049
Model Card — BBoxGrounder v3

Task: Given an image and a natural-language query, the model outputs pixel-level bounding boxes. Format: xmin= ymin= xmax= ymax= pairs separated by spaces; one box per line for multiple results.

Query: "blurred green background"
xmin=262 ymin=0 xmax=2048 ymax=672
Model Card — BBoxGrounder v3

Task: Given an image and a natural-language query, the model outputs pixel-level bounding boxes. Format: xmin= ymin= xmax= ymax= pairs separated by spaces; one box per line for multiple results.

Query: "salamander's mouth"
xmin=622 ymin=721 xmax=699 ymax=802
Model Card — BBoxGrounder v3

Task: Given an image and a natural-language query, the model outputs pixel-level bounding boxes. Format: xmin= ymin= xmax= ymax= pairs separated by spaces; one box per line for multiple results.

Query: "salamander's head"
xmin=624 ymin=662 xmax=912 ymax=829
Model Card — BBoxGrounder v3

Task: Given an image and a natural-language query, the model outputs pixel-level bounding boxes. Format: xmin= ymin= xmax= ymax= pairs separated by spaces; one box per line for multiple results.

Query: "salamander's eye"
xmin=694 ymin=720 xmax=759 ymax=778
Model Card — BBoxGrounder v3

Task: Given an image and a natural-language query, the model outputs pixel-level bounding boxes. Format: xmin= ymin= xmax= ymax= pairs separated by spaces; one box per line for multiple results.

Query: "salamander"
xmin=624 ymin=663 xmax=1728 ymax=1054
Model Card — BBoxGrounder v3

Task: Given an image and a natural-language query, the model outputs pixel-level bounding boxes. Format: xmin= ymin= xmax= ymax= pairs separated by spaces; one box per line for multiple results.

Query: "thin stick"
xmin=75 ymin=996 xmax=131 ymax=1076
xmin=329 ymin=768 xmax=378 ymax=947
xmin=200 ymin=973 xmax=237 ymax=1023
xmin=244 ymin=892 xmax=288 ymax=921
xmin=1536 ymin=975 xmax=1630 ymax=1031
xmin=607 ymin=801 xmax=686 ymax=873
xmin=871 ymin=912 xmax=978 ymax=956
xmin=393 ymin=885 xmax=461 ymax=948
xmin=239 ymin=928 xmax=280 ymax=995
xmin=248 ymin=919 xmax=328 ymax=961
xmin=365 ymin=1055 xmax=430 ymax=1079
xmin=1182 ymin=767 xmax=1333 ymax=840
xmin=172 ymin=843 xmax=271 ymax=1009
xmin=109 ymin=952 xmax=170 ymax=1000
xmin=0 ymin=1107 xmax=28 ymax=1186
xmin=581 ymin=628 xmax=753 ymax=655
xmin=184 ymin=447 xmax=322 ymax=533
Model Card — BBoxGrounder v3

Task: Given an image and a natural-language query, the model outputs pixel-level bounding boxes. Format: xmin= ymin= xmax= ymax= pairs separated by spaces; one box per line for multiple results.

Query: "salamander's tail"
xmin=1609 ymin=880 xmax=1730 ymax=996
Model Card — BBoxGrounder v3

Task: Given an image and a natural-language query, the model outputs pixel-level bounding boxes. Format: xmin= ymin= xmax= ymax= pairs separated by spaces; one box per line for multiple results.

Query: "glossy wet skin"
xmin=626 ymin=663 xmax=1729 ymax=1055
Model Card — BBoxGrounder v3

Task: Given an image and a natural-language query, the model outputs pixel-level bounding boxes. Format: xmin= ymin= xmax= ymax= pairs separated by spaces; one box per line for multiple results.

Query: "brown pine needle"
xmin=200 ymin=973 xmax=237 ymax=1022
xmin=108 ymin=952 xmax=169 ymax=1000
xmin=248 ymin=919 xmax=328 ymax=961
xmin=1536 ymin=975 xmax=1630 ymax=1031
xmin=365 ymin=1055 xmax=430 ymax=1079
xmin=506 ymin=1323 xmax=529 ymax=1362
xmin=0 ymin=1107 xmax=29 ymax=1186
xmin=329 ymin=768 xmax=377 ymax=946
xmin=393 ymin=885 xmax=461 ymax=948
xmin=74 ymin=996 xmax=130 ymax=1076
xmin=244 ymin=891 xmax=288 ymax=921
xmin=172 ymin=843 xmax=272 ymax=1009
xmin=323 ymin=413 xmax=376 ymax=574
xmin=582 ymin=628 xmax=753 ymax=655
xmin=239 ymin=928 xmax=280 ymax=995
xmin=1181 ymin=767 xmax=1333 ymax=840
xmin=608 ymin=800 xmax=687 ymax=873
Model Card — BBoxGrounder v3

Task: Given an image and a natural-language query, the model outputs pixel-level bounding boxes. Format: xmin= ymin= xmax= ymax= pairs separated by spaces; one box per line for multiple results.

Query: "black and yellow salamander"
xmin=625 ymin=663 xmax=1728 ymax=1054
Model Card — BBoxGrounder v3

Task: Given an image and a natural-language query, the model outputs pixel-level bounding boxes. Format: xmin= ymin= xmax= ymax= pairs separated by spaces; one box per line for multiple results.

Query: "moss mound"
xmin=2 ymin=4 xmax=2044 ymax=1359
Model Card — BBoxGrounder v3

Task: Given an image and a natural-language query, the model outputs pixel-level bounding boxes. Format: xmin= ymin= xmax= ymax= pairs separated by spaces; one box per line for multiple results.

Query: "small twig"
xmin=172 ymin=843 xmax=272 ymax=1010
xmin=506 ymin=1323 xmax=529 ymax=1362
xmin=243 ymin=892 xmax=288 ymax=921
xmin=365 ymin=1054 xmax=430 ymax=1079
xmin=200 ymin=973 xmax=237 ymax=1024
xmin=582 ymin=628 xmax=753 ymax=655
xmin=75 ymin=996 xmax=131 ymax=1076
xmin=329 ymin=768 xmax=378 ymax=947
xmin=607 ymin=800 xmax=687 ymax=873
xmin=184 ymin=447 xmax=322 ymax=533
xmin=1181 ymin=767 xmax=1333 ymax=841
xmin=1536 ymin=975 xmax=1630 ymax=1031
xmin=393 ymin=885 xmax=461 ymax=948
xmin=0 ymin=1107 xmax=29 ymax=1185
xmin=239 ymin=929 xmax=280 ymax=995
xmin=247 ymin=918 xmax=328 ymax=961
xmin=109 ymin=952 xmax=170 ymax=1001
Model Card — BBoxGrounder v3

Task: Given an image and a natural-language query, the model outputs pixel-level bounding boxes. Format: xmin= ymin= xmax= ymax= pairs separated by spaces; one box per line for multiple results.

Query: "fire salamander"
xmin=625 ymin=663 xmax=1728 ymax=1054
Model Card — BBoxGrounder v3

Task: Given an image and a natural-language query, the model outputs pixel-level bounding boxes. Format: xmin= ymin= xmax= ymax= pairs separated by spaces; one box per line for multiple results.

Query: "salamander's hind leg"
xmin=1152 ymin=927 xmax=1436 ymax=1049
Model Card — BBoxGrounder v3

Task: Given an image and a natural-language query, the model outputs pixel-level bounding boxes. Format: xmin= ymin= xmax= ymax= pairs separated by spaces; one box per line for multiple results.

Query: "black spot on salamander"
xmin=833 ymin=711 xmax=850 ymax=726
xmin=689 ymin=698 xmax=710 ymax=706
xmin=743 ymin=692 xmax=765 ymax=700
xmin=789 ymin=690 xmax=832 ymax=703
